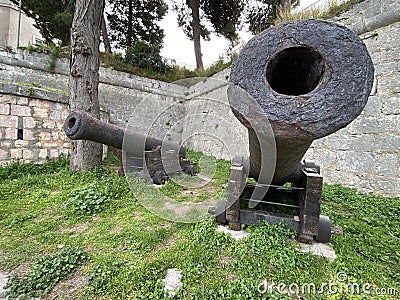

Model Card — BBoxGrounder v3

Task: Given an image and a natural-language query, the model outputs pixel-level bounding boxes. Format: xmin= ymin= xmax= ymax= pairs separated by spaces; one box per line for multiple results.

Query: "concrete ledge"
xmin=0 ymin=82 xmax=69 ymax=103
xmin=334 ymin=0 xmax=400 ymax=35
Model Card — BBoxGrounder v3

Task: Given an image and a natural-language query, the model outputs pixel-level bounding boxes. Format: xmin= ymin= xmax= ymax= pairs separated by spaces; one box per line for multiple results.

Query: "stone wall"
xmin=0 ymin=49 xmax=186 ymax=164
xmin=0 ymin=82 xmax=71 ymax=163
xmin=0 ymin=48 xmax=186 ymax=128
xmin=0 ymin=82 xmax=112 ymax=164
xmin=0 ymin=0 xmax=399 ymax=196
xmin=181 ymin=71 xmax=249 ymax=160
xmin=303 ymin=0 xmax=400 ymax=196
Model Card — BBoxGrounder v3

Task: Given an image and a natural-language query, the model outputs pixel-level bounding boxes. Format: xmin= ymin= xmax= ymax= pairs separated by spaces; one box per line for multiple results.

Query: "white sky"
xmin=159 ymin=0 xmax=322 ymax=69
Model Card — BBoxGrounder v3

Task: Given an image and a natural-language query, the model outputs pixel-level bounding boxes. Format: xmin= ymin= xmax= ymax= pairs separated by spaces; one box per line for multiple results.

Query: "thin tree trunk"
xmin=279 ymin=0 xmax=292 ymax=15
xmin=101 ymin=14 xmax=112 ymax=53
xmin=127 ymin=0 xmax=133 ymax=47
xmin=69 ymin=0 xmax=105 ymax=171
xmin=188 ymin=0 xmax=203 ymax=70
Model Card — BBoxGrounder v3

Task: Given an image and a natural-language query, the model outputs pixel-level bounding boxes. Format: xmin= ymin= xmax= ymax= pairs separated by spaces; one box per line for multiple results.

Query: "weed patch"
xmin=276 ymin=0 xmax=366 ymax=24
xmin=5 ymin=245 xmax=88 ymax=299
xmin=68 ymin=183 xmax=110 ymax=215
xmin=85 ymin=260 xmax=124 ymax=296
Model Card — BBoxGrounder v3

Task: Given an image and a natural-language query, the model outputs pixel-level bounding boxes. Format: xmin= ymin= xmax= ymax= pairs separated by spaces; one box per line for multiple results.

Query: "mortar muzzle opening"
xmin=266 ymin=46 xmax=326 ymax=96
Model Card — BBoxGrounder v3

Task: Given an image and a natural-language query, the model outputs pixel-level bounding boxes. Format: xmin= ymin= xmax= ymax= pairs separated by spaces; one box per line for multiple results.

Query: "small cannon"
xmin=64 ymin=110 xmax=196 ymax=184
xmin=209 ymin=20 xmax=374 ymax=243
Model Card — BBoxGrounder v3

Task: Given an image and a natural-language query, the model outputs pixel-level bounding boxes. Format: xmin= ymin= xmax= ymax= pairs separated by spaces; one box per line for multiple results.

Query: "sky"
xmin=159 ymin=0 xmax=323 ymax=69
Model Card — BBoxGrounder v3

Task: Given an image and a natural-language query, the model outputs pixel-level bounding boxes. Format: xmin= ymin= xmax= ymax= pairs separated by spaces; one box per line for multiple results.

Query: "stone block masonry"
xmin=0 ymin=83 xmax=71 ymax=163
xmin=0 ymin=47 xmax=187 ymax=129
xmin=0 ymin=82 xmax=112 ymax=164
xmin=0 ymin=0 xmax=398 ymax=197
xmin=303 ymin=0 xmax=400 ymax=196
xmin=0 ymin=49 xmax=185 ymax=165
xmin=181 ymin=71 xmax=249 ymax=161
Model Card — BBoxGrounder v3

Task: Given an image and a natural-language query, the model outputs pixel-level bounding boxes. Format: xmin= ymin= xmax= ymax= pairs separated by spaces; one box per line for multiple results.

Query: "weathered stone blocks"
xmin=0 ymin=149 xmax=8 ymax=160
xmin=0 ymin=115 xmax=17 ymax=128
xmin=0 ymin=88 xmax=71 ymax=164
xmin=11 ymin=104 xmax=31 ymax=116
xmin=0 ymin=103 xmax=10 ymax=115
xmin=4 ymin=128 xmax=16 ymax=139
xmin=10 ymin=149 xmax=22 ymax=159
xmin=23 ymin=117 xmax=35 ymax=128
xmin=382 ymin=97 xmax=400 ymax=115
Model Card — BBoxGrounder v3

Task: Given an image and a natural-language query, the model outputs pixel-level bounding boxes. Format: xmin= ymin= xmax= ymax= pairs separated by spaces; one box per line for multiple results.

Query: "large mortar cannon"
xmin=64 ymin=110 xmax=196 ymax=184
xmin=209 ymin=19 xmax=374 ymax=243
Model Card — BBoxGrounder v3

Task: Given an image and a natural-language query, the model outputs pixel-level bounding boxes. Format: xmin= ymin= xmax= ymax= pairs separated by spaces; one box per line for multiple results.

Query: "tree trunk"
xmin=279 ymin=0 xmax=292 ymax=15
xmin=188 ymin=0 xmax=204 ymax=70
xmin=127 ymin=0 xmax=133 ymax=47
xmin=69 ymin=0 xmax=105 ymax=171
xmin=101 ymin=14 xmax=112 ymax=53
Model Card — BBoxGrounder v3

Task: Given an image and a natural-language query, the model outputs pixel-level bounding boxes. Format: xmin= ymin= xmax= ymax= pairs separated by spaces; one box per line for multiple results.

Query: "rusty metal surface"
xmin=226 ymin=157 xmax=247 ymax=224
xmin=229 ymin=19 xmax=374 ymax=182
xmin=64 ymin=110 xmax=124 ymax=149
xmin=64 ymin=110 xmax=186 ymax=158
xmin=299 ymin=169 xmax=323 ymax=237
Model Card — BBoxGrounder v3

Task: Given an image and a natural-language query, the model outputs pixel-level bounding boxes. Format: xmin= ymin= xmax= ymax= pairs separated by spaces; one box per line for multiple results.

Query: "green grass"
xmin=0 ymin=156 xmax=399 ymax=299
xmin=276 ymin=0 xmax=366 ymax=24
xmin=319 ymin=0 xmax=366 ymax=20
xmin=160 ymin=150 xmax=230 ymax=202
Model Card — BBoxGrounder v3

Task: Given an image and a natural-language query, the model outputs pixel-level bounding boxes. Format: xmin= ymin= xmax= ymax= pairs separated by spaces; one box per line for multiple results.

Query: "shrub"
xmin=125 ymin=40 xmax=170 ymax=73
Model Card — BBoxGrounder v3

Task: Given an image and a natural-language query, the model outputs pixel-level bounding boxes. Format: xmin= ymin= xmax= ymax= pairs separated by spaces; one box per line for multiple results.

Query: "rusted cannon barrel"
xmin=228 ymin=19 xmax=374 ymax=183
xmin=64 ymin=110 xmax=186 ymax=157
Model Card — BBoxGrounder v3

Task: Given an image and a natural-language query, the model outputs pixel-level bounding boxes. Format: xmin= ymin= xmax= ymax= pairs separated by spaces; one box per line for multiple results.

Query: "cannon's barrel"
xmin=64 ymin=110 xmax=186 ymax=157
xmin=228 ymin=19 xmax=374 ymax=183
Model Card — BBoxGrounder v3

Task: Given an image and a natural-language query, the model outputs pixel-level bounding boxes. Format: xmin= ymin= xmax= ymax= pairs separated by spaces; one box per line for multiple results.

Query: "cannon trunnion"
xmin=64 ymin=110 xmax=196 ymax=184
xmin=209 ymin=19 xmax=374 ymax=243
